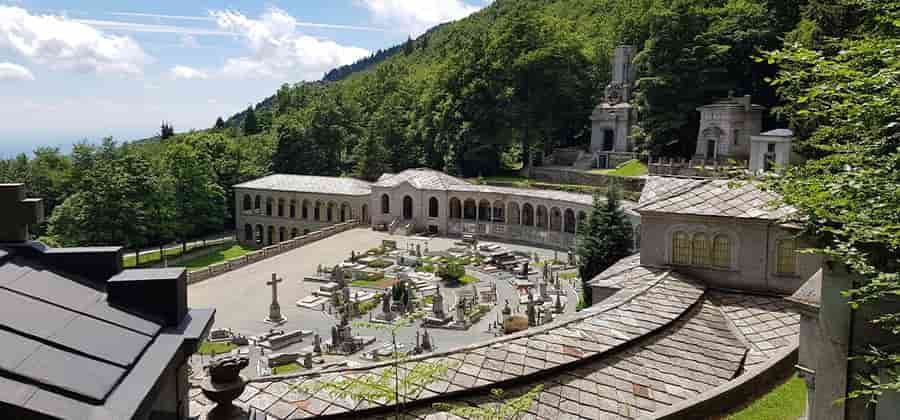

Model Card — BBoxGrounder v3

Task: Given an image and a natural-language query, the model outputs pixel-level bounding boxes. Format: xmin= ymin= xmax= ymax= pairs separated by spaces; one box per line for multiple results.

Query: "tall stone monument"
xmin=265 ymin=273 xmax=286 ymax=324
xmin=590 ymin=45 xmax=638 ymax=168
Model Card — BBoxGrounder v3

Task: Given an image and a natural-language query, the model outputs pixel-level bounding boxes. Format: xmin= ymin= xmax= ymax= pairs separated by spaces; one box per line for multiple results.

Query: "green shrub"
xmin=438 ymin=262 xmax=466 ymax=282
xmin=368 ymin=259 xmax=393 ymax=269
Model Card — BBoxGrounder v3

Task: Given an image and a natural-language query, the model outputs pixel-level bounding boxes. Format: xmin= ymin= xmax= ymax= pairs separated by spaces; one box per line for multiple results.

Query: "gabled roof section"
xmin=372 ymin=168 xmax=471 ymax=189
xmin=234 ymin=174 xmax=372 ymax=196
xmin=636 ymin=176 xmax=794 ymax=220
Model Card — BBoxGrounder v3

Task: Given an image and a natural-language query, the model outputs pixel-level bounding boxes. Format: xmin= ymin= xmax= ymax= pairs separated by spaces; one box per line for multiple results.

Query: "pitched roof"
xmin=372 ymin=168 xmax=471 ymax=189
xmin=635 ymin=176 xmax=794 ymax=220
xmin=0 ymin=245 xmax=213 ymax=419
xmin=234 ymin=174 xmax=372 ymax=196
xmin=786 ymin=268 xmax=822 ymax=310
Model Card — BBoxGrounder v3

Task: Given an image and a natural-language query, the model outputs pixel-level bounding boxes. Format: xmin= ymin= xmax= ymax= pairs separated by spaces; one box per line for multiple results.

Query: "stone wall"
xmin=186 ymin=221 xmax=359 ymax=285
xmin=524 ymin=167 xmax=645 ymax=193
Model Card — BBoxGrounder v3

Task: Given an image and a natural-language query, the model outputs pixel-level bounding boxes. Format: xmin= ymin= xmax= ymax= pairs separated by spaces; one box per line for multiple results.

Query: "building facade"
xmin=695 ymin=94 xmax=765 ymax=161
xmin=235 ymin=169 xmax=640 ymax=250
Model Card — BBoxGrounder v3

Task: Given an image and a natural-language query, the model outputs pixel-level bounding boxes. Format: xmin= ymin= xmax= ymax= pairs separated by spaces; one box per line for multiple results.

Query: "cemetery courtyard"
xmin=187 ymin=228 xmax=581 ymax=378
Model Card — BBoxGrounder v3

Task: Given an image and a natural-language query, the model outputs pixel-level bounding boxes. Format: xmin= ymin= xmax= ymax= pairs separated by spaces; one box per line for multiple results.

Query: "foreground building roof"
xmin=635 ymin=176 xmax=793 ymax=220
xmin=189 ymin=255 xmax=798 ymax=419
xmin=235 ymin=174 xmax=373 ymax=196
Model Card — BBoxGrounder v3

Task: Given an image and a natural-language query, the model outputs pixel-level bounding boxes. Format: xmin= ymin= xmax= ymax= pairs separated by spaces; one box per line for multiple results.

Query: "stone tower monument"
xmin=590 ymin=45 xmax=638 ymax=168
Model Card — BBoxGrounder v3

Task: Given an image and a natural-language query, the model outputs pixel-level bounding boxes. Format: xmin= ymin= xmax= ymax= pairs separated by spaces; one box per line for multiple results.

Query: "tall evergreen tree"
xmin=576 ymin=183 xmax=633 ymax=303
xmin=213 ymin=117 xmax=226 ymax=130
xmin=160 ymin=121 xmax=175 ymax=139
xmin=242 ymin=106 xmax=260 ymax=135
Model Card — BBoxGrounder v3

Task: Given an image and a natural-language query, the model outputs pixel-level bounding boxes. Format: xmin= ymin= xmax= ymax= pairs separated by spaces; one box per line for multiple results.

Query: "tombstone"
xmin=568 ymin=248 xmax=575 ymax=267
xmin=422 ymin=329 xmax=433 ymax=352
xmin=456 ymin=299 xmax=466 ymax=324
xmin=502 ymin=299 xmax=512 ymax=322
xmin=350 ymin=250 xmax=356 ymax=262
xmin=554 ymin=292 xmax=563 ymax=314
xmin=539 ymin=278 xmax=549 ymax=301
xmin=332 ymin=265 xmax=346 ymax=287
xmin=433 ymin=285 xmax=445 ymax=318
xmin=313 ymin=333 xmax=322 ymax=354
xmin=416 ymin=244 xmax=422 ymax=257
xmin=526 ymin=291 xmax=537 ymax=327
xmin=266 ymin=352 xmax=300 ymax=368
xmin=303 ymin=352 xmax=314 ymax=369
xmin=266 ymin=273 xmax=286 ymax=324
xmin=522 ymin=261 xmax=530 ymax=278
xmin=543 ymin=305 xmax=554 ymax=324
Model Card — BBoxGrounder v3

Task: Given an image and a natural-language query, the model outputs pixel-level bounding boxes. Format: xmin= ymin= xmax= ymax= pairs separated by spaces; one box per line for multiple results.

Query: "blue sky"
xmin=0 ymin=0 xmax=490 ymax=156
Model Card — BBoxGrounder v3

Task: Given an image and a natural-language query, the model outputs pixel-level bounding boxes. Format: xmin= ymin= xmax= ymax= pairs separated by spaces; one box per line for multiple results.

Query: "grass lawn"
xmin=123 ymin=245 xmax=195 ymax=268
xmin=590 ymin=160 xmax=648 ymax=177
xmin=351 ymin=276 xmax=398 ymax=289
xmin=727 ymin=375 xmax=806 ymax=420
xmin=560 ymin=271 xmax=579 ymax=280
xmin=460 ymin=274 xmax=479 ymax=285
xmin=197 ymin=341 xmax=237 ymax=355
xmin=272 ymin=362 xmax=301 ymax=375
xmin=181 ymin=244 xmax=257 ymax=271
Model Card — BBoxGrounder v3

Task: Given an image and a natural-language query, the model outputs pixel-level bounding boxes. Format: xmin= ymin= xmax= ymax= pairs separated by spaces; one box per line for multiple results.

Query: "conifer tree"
xmin=242 ymin=106 xmax=260 ymax=135
xmin=213 ymin=117 xmax=226 ymax=130
xmin=576 ymin=183 xmax=633 ymax=304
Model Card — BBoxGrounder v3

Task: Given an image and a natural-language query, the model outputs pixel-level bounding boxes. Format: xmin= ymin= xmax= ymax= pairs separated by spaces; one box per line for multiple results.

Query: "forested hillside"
xmin=1 ymin=0 xmax=807 ymax=248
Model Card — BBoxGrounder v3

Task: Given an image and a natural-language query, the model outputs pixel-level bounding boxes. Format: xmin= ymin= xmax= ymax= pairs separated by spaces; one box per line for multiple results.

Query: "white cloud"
xmin=170 ymin=65 xmax=209 ymax=80
xmin=0 ymin=62 xmax=34 ymax=81
xmin=0 ymin=6 xmax=150 ymax=76
xmin=211 ymin=8 xmax=370 ymax=80
xmin=361 ymin=0 xmax=484 ymax=37
xmin=108 ymin=11 xmax=392 ymax=32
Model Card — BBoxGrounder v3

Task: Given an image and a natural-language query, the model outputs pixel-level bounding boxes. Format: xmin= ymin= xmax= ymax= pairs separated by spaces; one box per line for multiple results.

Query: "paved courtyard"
xmin=188 ymin=228 xmax=578 ymax=371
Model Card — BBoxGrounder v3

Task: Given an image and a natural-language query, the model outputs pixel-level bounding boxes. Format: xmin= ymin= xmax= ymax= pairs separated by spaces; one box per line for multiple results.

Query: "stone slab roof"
xmin=635 ymin=176 xmax=794 ymax=220
xmin=234 ymin=174 xmax=372 ymax=196
xmin=373 ymin=169 xmax=471 ymax=190
xmin=786 ymin=268 xmax=822 ymax=310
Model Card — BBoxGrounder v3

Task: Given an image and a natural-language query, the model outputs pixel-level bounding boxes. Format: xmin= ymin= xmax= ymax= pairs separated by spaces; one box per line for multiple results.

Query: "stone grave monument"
xmin=265 ymin=273 xmax=286 ymax=324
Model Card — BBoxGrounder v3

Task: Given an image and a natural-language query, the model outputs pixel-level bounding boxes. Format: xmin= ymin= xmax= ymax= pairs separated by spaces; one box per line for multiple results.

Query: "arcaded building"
xmin=234 ymin=169 xmax=639 ymax=250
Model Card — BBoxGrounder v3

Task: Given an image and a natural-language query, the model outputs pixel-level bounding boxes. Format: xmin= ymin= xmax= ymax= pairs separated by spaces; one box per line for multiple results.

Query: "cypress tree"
xmin=242 ymin=106 xmax=260 ymax=135
xmin=576 ymin=182 xmax=633 ymax=304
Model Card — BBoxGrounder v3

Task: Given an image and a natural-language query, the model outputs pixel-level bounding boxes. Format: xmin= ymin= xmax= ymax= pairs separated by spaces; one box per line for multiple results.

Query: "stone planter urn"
xmin=201 ymin=355 xmax=250 ymax=419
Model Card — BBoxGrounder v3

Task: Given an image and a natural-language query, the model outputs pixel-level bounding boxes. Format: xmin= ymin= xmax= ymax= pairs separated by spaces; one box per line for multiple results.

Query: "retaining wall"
xmin=525 ymin=167 xmax=646 ymax=192
xmin=186 ymin=220 xmax=359 ymax=285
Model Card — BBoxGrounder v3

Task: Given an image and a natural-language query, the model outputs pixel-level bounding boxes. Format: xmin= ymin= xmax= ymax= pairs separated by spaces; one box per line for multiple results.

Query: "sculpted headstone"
xmin=266 ymin=273 xmax=286 ymax=324
xmin=202 ymin=355 xmax=250 ymax=416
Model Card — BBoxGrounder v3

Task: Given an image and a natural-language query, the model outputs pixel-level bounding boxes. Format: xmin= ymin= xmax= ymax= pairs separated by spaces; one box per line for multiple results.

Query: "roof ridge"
xmin=635 ymin=177 xmax=711 ymax=211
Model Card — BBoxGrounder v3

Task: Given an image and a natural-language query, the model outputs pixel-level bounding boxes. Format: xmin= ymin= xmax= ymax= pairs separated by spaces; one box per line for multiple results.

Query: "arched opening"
xmin=428 ymin=197 xmax=439 ymax=218
xmin=327 ymin=202 xmax=336 ymax=222
xmin=381 ymin=194 xmax=390 ymax=214
xmin=672 ymin=231 xmax=690 ymax=265
xmin=362 ymin=204 xmax=369 ymax=223
xmin=244 ymin=224 xmax=253 ymax=241
xmin=254 ymin=195 xmax=261 ymax=210
xmin=550 ymin=207 xmax=562 ymax=231
xmin=302 ymin=200 xmax=310 ymax=219
xmin=303 ymin=229 xmax=310 ymax=235
xmin=713 ymin=235 xmax=731 ymax=268
xmin=341 ymin=203 xmax=350 ymax=222
xmin=314 ymin=201 xmax=322 ymax=221
xmin=522 ymin=204 xmax=534 ymax=226
xmin=692 ymin=233 xmax=710 ymax=266
xmin=449 ymin=198 xmax=462 ymax=219
xmin=289 ymin=200 xmax=297 ymax=218
xmin=463 ymin=199 xmax=476 ymax=220
xmin=492 ymin=200 xmax=505 ymax=222
xmin=536 ymin=205 xmax=548 ymax=228
xmin=267 ymin=225 xmax=275 ymax=245
xmin=402 ymin=196 xmax=413 ymax=220
xmin=279 ymin=226 xmax=287 ymax=242
xmin=255 ymin=224 xmax=264 ymax=244
xmin=478 ymin=200 xmax=491 ymax=222
xmin=291 ymin=228 xmax=299 ymax=238
xmin=564 ymin=209 xmax=576 ymax=233
xmin=507 ymin=202 xmax=520 ymax=224
xmin=243 ymin=195 xmax=252 ymax=211
xmin=266 ymin=198 xmax=273 ymax=216
xmin=277 ymin=199 xmax=285 ymax=217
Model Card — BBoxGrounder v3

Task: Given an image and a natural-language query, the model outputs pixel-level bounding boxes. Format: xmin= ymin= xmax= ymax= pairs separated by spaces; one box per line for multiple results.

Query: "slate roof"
xmin=234 ymin=174 xmax=372 ymax=196
xmin=786 ymin=268 xmax=822 ymax=310
xmin=0 ymin=244 xmax=214 ymax=419
xmin=635 ymin=176 xmax=794 ymax=220
xmin=759 ymin=128 xmax=794 ymax=137
xmin=189 ymin=261 xmax=800 ymax=420
xmin=372 ymin=168 xmax=471 ymax=190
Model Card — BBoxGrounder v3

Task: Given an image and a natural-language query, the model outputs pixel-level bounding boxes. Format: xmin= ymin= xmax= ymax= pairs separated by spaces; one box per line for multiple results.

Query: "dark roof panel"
xmin=0 ymin=328 xmax=42 ymax=371
xmin=16 ymin=341 xmax=125 ymax=402
xmin=51 ymin=315 xmax=152 ymax=367
xmin=8 ymin=266 xmax=102 ymax=310
xmin=82 ymin=299 xmax=161 ymax=337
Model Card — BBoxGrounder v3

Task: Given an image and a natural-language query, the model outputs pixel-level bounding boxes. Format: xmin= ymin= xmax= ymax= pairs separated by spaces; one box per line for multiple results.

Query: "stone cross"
xmin=0 ymin=184 xmax=43 ymax=243
xmin=266 ymin=273 xmax=286 ymax=323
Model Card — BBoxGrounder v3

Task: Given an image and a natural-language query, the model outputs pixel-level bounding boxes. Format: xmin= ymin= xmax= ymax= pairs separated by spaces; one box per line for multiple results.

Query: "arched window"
xmin=777 ymin=239 xmax=797 ymax=274
xmin=327 ymin=202 xmax=335 ymax=222
xmin=381 ymin=194 xmax=390 ymax=214
xmin=362 ymin=204 xmax=369 ymax=223
xmin=266 ymin=198 xmax=273 ymax=216
xmin=255 ymin=224 xmax=264 ymax=244
xmin=244 ymin=224 xmax=253 ymax=241
xmin=507 ymin=202 xmax=520 ymax=224
xmin=403 ymin=196 xmax=413 ymax=220
xmin=302 ymin=200 xmax=309 ymax=219
xmin=564 ymin=209 xmax=576 ymax=234
xmin=550 ymin=207 xmax=562 ymax=231
xmin=291 ymin=228 xmax=299 ymax=238
xmin=243 ymin=195 xmax=252 ymax=210
xmin=522 ymin=203 xmax=534 ymax=226
xmin=536 ymin=205 xmax=548 ymax=228
xmin=429 ymin=197 xmax=439 ymax=218
xmin=691 ymin=233 xmax=710 ymax=266
xmin=314 ymin=201 xmax=321 ymax=221
xmin=672 ymin=231 xmax=690 ymax=265
xmin=279 ymin=227 xmax=286 ymax=242
xmin=289 ymin=200 xmax=296 ymax=218
xmin=449 ymin=198 xmax=462 ymax=219
xmin=478 ymin=200 xmax=491 ymax=222
xmin=254 ymin=195 xmax=261 ymax=210
xmin=267 ymin=225 xmax=275 ymax=245
xmin=341 ymin=203 xmax=350 ymax=222
xmin=712 ymin=235 xmax=732 ymax=268
xmin=463 ymin=199 xmax=477 ymax=220
xmin=492 ymin=200 xmax=504 ymax=222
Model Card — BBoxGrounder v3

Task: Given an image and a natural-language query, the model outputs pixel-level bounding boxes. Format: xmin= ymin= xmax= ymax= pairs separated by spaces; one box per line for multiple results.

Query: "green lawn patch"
xmin=560 ymin=271 xmax=579 ymax=280
xmin=589 ymin=159 xmax=648 ymax=177
xmin=181 ymin=244 xmax=258 ymax=272
xmin=272 ymin=362 xmax=301 ymax=375
xmin=460 ymin=274 xmax=479 ymax=285
xmin=197 ymin=341 xmax=237 ymax=355
xmin=727 ymin=374 xmax=806 ymax=420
